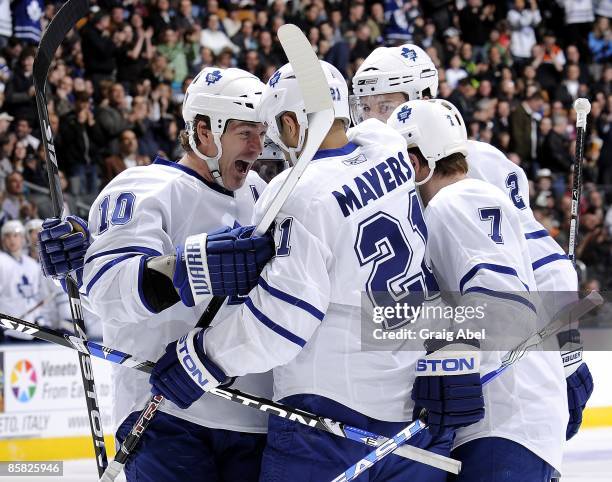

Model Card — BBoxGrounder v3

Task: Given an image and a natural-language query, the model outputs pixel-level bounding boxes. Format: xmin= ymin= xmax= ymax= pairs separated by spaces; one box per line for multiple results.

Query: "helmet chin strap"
xmin=188 ymin=122 xmax=226 ymax=187
xmin=415 ymin=161 xmax=436 ymax=186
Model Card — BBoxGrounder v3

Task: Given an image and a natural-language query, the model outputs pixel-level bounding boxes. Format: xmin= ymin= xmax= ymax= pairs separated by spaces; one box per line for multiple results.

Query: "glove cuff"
xmin=416 ymin=343 xmax=481 ymax=376
xmin=183 ymin=233 xmax=213 ymax=305
xmin=176 ymin=329 xmax=225 ymax=391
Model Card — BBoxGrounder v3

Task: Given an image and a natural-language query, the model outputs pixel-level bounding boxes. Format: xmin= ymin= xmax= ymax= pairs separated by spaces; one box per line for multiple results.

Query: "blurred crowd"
xmin=0 ymin=0 xmax=610 ymax=339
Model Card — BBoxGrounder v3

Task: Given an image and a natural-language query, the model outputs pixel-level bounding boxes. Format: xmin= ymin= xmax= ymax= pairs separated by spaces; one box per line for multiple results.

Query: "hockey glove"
xmin=558 ymin=329 xmax=594 ymax=440
xmin=150 ymin=328 xmax=229 ymax=408
xmin=39 ymin=216 xmax=90 ymax=280
xmin=412 ymin=339 xmax=485 ymax=437
xmin=173 ymin=224 xmax=275 ymax=307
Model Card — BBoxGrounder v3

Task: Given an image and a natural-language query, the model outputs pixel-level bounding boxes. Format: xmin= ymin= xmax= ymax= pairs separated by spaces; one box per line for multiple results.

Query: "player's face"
xmin=350 ymin=92 xmax=407 ymax=124
xmin=218 ymin=121 xmax=267 ymax=191
xmin=3 ymin=232 xmax=24 ymax=255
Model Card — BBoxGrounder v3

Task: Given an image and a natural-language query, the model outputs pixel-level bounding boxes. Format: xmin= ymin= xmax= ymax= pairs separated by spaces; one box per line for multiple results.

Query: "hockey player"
xmin=39 ymin=67 xmax=275 ymax=482
xmin=148 ymin=61 xmax=484 ymax=481
xmin=351 ymin=43 xmax=593 ymax=443
xmin=0 ymin=220 xmax=47 ymax=341
xmin=387 ymin=99 xmax=567 ymax=481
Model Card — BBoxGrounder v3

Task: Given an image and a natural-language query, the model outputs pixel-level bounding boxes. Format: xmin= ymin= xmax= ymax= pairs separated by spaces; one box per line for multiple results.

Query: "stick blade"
xmin=33 ymin=0 xmax=90 ymax=88
xmin=278 ymin=24 xmax=333 ymax=115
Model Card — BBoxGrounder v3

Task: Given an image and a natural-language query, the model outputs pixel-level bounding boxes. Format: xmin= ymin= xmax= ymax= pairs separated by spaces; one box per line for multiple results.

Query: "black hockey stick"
xmin=33 ymin=0 xmax=108 ymax=477
xmin=567 ymin=98 xmax=591 ymax=266
xmin=553 ymin=97 xmax=592 ymax=482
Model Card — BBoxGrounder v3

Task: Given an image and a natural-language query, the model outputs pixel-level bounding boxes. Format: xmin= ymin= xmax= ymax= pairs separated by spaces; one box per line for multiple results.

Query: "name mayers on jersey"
xmin=331 ymin=150 xmax=413 ymax=217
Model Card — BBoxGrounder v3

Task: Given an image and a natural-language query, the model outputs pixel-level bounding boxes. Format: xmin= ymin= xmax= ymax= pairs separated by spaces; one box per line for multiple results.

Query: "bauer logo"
xmin=205 ymin=70 xmax=222 ymax=86
xmin=357 ymin=79 xmax=377 ymax=86
xmin=396 ymin=106 xmax=412 ymax=123
xmin=10 ymin=360 xmax=37 ymax=403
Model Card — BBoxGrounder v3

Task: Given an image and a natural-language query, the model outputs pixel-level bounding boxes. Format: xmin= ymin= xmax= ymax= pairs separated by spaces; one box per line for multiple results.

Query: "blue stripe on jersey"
xmin=138 ymin=256 xmax=157 ymax=314
xmin=244 ymin=298 xmax=307 ymax=347
xmin=460 ymin=263 xmax=530 ymax=293
xmin=313 ymin=142 xmax=358 ymax=160
xmin=464 ymin=287 xmax=537 ymax=314
xmin=532 ymin=253 xmax=570 ymax=271
xmin=524 ymin=229 xmax=550 ymax=240
xmin=85 ymin=246 xmax=162 ymax=265
xmin=83 ymin=254 xmax=141 ymax=296
xmin=258 ymin=277 xmax=325 ymax=321
xmin=152 ymin=157 xmax=234 ymax=197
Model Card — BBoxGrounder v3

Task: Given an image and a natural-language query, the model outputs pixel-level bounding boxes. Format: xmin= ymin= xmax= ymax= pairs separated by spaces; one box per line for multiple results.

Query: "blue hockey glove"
xmin=149 ymin=329 xmax=229 ymax=408
xmin=558 ymin=329 xmax=594 ymax=440
xmin=412 ymin=339 xmax=485 ymax=437
xmin=39 ymin=216 xmax=90 ymax=279
xmin=173 ymin=224 xmax=275 ymax=307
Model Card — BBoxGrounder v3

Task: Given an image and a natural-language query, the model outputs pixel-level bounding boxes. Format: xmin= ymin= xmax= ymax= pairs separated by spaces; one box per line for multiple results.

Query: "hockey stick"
xmin=552 ymin=97 xmax=591 ymax=482
xmin=331 ymin=290 xmax=604 ymax=482
xmin=567 ymin=98 xmax=591 ymax=265
xmin=100 ymin=23 xmax=337 ymax=481
xmin=33 ymin=0 xmax=107 ymax=477
xmin=0 ymin=311 xmax=460 ymax=474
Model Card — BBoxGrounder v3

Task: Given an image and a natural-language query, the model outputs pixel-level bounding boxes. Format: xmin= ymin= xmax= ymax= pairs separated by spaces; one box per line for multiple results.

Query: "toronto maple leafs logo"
xmin=397 ymin=105 xmax=412 ymax=123
xmin=269 ymin=70 xmax=281 ymax=88
xmin=17 ymin=275 xmax=36 ymax=300
xmin=401 ymin=47 xmax=417 ymax=62
xmin=27 ymin=0 xmax=42 ymax=22
xmin=205 ymin=70 xmax=222 ymax=86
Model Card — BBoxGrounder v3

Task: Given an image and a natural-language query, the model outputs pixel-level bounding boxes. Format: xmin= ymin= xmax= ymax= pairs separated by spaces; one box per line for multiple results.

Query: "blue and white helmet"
xmin=257 ymin=60 xmax=349 ymax=164
xmin=387 ymin=99 xmax=467 ymax=185
xmin=182 ymin=67 xmax=265 ymax=186
xmin=350 ymin=45 xmax=438 ymax=125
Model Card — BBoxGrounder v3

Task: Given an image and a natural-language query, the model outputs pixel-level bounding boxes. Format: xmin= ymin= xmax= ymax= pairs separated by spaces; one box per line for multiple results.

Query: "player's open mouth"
xmin=235 ymin=160 xmax=250 ymax=175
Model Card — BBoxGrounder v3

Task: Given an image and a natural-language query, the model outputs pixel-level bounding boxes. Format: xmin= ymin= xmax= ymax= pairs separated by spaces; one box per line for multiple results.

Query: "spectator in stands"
xmin=555 ymin=63 xmax=584 ymax=107
xmin=116 ymin=23 xmax=155 ymax=89
xmin=57 ymin=92 xmax=99 ymax=197
xmin=459 ymin=0 xmax=495 ymax=60
xmin=103 ymin=129 xmax=150 ymax=185
xmin=200 ymin=14 xmax=237 ymax=55
xmin=149 ymin=0 xmax=177 ymax=36
xmin=541 ymin=114 xmax=573 ymax=177
xmin=81 ymin=10 xmax=117 ymax=89
xmin=94 ymin=82 xmax=133 ymax=157
xmin=510 ymin=90 xmax=544 ymax=174
xmin=4 ymin=48 xmax=36 ymax=124
xmin=157 ymin=27 xmax=189 ymax=85
xmin=507 ymin=0 xmax=541 ymax=69
xmin=2 ymin=171 xmax=27 ymax=220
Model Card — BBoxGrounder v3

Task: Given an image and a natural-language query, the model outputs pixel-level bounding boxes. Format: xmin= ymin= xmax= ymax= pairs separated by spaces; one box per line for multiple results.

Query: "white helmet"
xmin=350 ymin=44 xmax=438 ymax=125
xmin=1 ymin=220 xmax=25 ymax=237
xmin=24 ymin=218 xmax=43 ymax=233
xmin=182 ymin=67 xmax=264 ymax=186
xmin=387 ymin=99 xmax=467 ymax=185
xmin=257 ymin=60 xmax=349 ymax=164
xmin=259 ymin=137 xmax=285 ymax=162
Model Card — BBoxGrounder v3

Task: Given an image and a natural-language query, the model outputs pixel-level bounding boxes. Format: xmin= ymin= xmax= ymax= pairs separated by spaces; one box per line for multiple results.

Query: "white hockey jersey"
xmin=0 ymin=251 xmax=45 ymax=339
xmin=466 ymin=140 xmax=578 ymax=296
xmin=424 ymin=177 xmax=567 ymax=472
xmin=205 ymin=122 xmax=432 ymax=422
xmin=82 ymin=158 xmax=272 ymax=433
